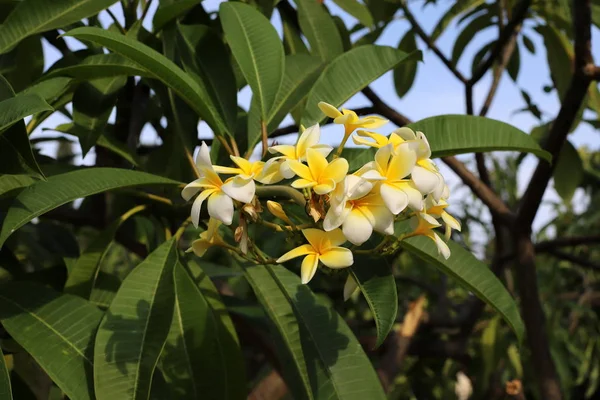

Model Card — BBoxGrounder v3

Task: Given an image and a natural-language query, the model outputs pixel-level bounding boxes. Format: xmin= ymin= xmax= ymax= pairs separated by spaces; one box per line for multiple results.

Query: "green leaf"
xmin=553 ymin=140 xmax=583 ymax=202
xmin=297 ymin=0 xmax=344 ymax=61
xmin=350 ymin=255 xmax=397 ymax=348
xmin=64 ymin=27 xmax=231 ymax=136
xmin=471 ymin=41 xmax=493 ymax=76
xmin=0 ymin=349 xmax=12 ymax=400
xmin=0 ymin=282 xmax=104 ymax=400
xmin=302 ymin=45 xmax=418 ymax=126
xmin=281 ymin=6 xmax=309 ymax=55
xmin=244 ymin=264 xmax=386 ymax=400
xmin=64 ymin=205 xmax=146 ymax=299
xmin=0 ymin=35 xmax=44 ymax=92
xmin=536 ymin=25 xmax=572 ymax=99
xmin=0 ymin=168 xmax=180 ymax=247
xmin=393 ymin=30 xmax=419 ymax=98
xmin=47 ymin=54 xmax=148 ymax=80
xmin=153 ymin=0 xmax=198 ymax=32
xmin=506 ymin=41 xmax=520 ymax=82
xmin=522 ymin=34 xmax=536 ymax=54
xmin=451 ymin=12 xmax=492 ymax=66
xmin=159 ymin=262 xmax=246 ymax=400
xmin=331 ymin=0 xmax=374 ymax=28
xmin=0 ymin=0 xmax=118 ymax=54
xmin=248 ymin=54 xmax=324 ymax=152
xmin=220 ymin=2 xmax=284 ymax=120
xmin=407 ymin=115 xmax=552 ymax=161
xmin=94 ymin=238 xmax=177 ymax=400
xmin=177 ymin=24 xmax=237 ymax=135
xmin=429 ymin=0 xmax=486 ymax=42
xmin=0 ymin=93 xmax=52 ymax=134
xmin=21 ymin=77 xmax=74 ymax=102
xmin=397 ymin=222 xmax=524 ymax=343
xmin=0 ymin=74 xmax=44 ymax=179
xmin=0 ymin=174 xmax=35 ymax=197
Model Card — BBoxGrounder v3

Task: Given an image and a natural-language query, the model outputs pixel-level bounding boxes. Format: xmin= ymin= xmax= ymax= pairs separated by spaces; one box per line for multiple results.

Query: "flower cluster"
xmin=182 ymin=101 xmax=460 ymax=284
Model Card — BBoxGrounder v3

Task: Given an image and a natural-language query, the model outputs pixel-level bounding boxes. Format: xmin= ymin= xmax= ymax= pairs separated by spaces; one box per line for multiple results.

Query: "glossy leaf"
xmin=407 ymin=115 xmax=552 ymax=161
xmin=47 ymin=54 xmax=147 ymax=80
xmin=64 ymin=27 xmax=231 ymax=136
xmin=0 ymin=0 xmax=118 ymax=54
xmin=244 ymin=264 xmax=386 ymax=400
xmin=0 ymin=35 xmax=44 ymax=92
xmin=248 ymin=54 xmax=323 ymax=151
xmin=332 ymin=0 xmax=374 ymax=28
xmin=397 ymin=222 xmax=524 ymax=343
xmin=64 ymin=205 xmax=146 ymax=299
xmin=0 ymin=349 xmax=12 ymax=400
xmin=430 ymin=0 xmax=486 ymax=42
xmin=297 ymin=0 xmax=344 ymax=61
xmin=0 ymin=174 xmax=35 ymax=197
xmin=350 ymin=255 xmax=397 ymax=348
xmin=506 ymin=41 xmax=520 ymax=82
xmin=220 ymin=2 xmax=284 ymax=121
xmin=553 ymin=140 xmax=583 ymax=202
xmin=94 ymin=238 xmax=177 ymax=400
xmin=393 ymin=30 xmax=419 ymax=98
xmin=153 ymin=0 xmax=198 ymax=32
xmin=451 ymin=12 xmax=492 ymax=66
xmin=0 ymin=282 xmax=104 ymax=400
xmin=536 ymin=25 xmax=572 ymax=99
xmin=0 ymin=168 xmax=180 ymax=247
xmin=281 ymin=6 xmax=309 ymax=55
xmin=302 ymin=45 xmax=418 ymax=126
xmin=0 ymin=93 xmax=52 ymax=134
xmin=159 ymin=262 xmax=246 ymax=399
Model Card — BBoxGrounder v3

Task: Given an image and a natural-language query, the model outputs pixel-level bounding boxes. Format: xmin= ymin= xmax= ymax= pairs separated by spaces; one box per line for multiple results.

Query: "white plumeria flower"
xmin=268 ymin=124 xmax=333 ymax=180
xmin=409 ymin=212 xmax=451 ymax=259
xmin=181 ymin=142 xmax=255 ymax=226
xmin=424 ymin=193 xmax=461 ymax=240
xmin=323 ymin=175 xmax=394 ymax=245
xmin=394 ymin=127 xmax=446 ymax=200
xmin=362 ymin=143 xmax=423 ymax=214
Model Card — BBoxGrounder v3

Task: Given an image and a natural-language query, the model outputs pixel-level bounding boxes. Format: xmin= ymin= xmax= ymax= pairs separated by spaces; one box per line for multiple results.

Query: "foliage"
xmin=0 ymin=0 xmax=598 ymax=399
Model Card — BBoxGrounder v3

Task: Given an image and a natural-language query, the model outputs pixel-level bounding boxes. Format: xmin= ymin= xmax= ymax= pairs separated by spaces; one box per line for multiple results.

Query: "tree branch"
xmin=545 ymin=249 xmax=600 ymax=271
xmin=535 ymin=235 xmax=600 ymax=252
xmin=399 ymin=2 xmax=468 ymax=84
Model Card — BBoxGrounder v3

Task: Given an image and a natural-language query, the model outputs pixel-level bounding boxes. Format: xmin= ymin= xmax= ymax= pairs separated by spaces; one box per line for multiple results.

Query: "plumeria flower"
xmin=213 ymin=156 xmax=264 ymax=181
xmin=318 ymin=102 xmax=388 ymax=137
xmin=408 ymin=212 xmax=451 ymax=259
xmin=187 ymin=218 xmax=223 ymax=257
xmin=287 ymin=148 xmax=348 ymax=195
xmin=424 ymin=195 xmax=461 ymax=240
xmin=366 ymin=144 xmax=424 ymax=214
xmin=182 ymin=142 xmax=255 ymax=226
xmin=352 ymin=129 xmax=404 ymax=149
xmin=268 ymin=124 xmax=332 ymax=180
xmin=276 ymin=228 xmax=353 ymax=284
xmin=343 ymin=274 xmax=360 ymax=301
xmin=323 ymin=175 xmax=394 ymax=245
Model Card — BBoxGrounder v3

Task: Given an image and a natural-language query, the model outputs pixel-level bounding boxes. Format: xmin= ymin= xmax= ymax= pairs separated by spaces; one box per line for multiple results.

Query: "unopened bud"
xmin=234 ymin=226 xmax=243 ymax=243
xmin=343 ymin=274 xmax=359 ymax=301
xmin=267 ymin=201 xmax=292 ymax=225
xmin=242 ymin=203 xmax=258 ymax=222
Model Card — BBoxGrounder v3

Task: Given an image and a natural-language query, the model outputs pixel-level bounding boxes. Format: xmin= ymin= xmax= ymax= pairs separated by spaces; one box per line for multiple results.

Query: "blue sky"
xmin=33 ymin=0 xmax=599 ymax=240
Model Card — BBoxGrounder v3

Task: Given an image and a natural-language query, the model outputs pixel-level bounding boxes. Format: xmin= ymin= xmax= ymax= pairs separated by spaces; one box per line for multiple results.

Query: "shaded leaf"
xmin=506 ymin=41 xmax=520 ymax=82
xmin=0 ymin=168 xmax=180 ymax=247
xmin=451 ymin=12 xmax=492 ymax=66
xmin=332 ymin=0 xmax=374 ymax=27
xmin=93 ymin=238 xmax=177 ymax=400
xmin=430 ymin=0 xmax=486 ymax=42
xmin=553 ymin=140 xmax=584 ymax=202
xmin=536 ymin=25 xmax=572 ymax=99
xmin=522 ymin=34 xmax=536 ymax=54
xmin=0 ymin=349 xmax=12 ymax=400
xmin=393 ymin=30 xmax=419 ymax=98
xmin=297 ymin=0 xmax=344 ymax=61
xmin=0 ymin=282 xmax=104 ymax=400
xmin=0 ymin=93 xmax=52 ymax=135
xmin=0 ymin=175 xmax=35 ymax=198
xmin=153 ymin=0 xmax=198 ymax=32
xmin=47 ymin=54 xmax=147 ymax=80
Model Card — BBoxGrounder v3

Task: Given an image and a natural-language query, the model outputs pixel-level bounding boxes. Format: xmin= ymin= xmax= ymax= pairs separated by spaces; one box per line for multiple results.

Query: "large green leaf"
xmin=429 ymin=0 xmax=486 ymax=42
xmin=393 ymin=30 xmax=419 ymax=98
xmin=159 ymin=262 xmax=246 ymax=400
xmin=331 ymin=0 xmax=374 ymax=28
xmin=220 ymin=2 xmax=284 ymax=120
xmin=0 ymin=93 xmax=52 ymax=134
xmin=0 ymin=174 xmax=35 ymax=197
xmin=64 ymin=27 xmax=231 ymax=136
xmin=177 ymin=24 xmax=237 ymax=135
xmin=247 ymin=54 xmax=324 ymax=152
xmin=47 ymin=54 xmax=148 ymax=80
xmin=0 ymin=35 xmax=44 ymax=92
xmin=0 ymin=0 xmax=118 ymax=54
xmin=536 ymin=25 xmax=572 ymax=99
xmin=396 ymin=222 xmax=524 ymax=343
xmin=0 ymin=168 xmax=180 ymax=247
xmin=94 ymin=238 xmax=177 ymax=400
xmin=451 ymin=12 xmax=493 ymax=66
xmin=244 ymin=264 xmax=386 ymax=400
xmin=64 ymin=205 xmax=146 ymax=299
xmin=553 ymin=140 xmax=583 ymax=202
xmin=153 ymin=0 xmax=199 ymax=32
xmin=350 ymin=255 xmax=397 ymax=348
xmin=302 ymin=45 xmax=418 ymax=126
xmin=407 ymin=115 xmax=552 ymax=161
xmin=296 ymin=0 xmax=343 ymax=61
xmin=0 ymin=282 xmax=104 ymax=400
xmin=0 ymin=349 xmax=12 ymax=400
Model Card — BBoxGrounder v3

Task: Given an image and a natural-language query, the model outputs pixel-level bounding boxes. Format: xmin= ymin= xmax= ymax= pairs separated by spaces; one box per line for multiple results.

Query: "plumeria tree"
xmin=0 ymin=0 xmax=599 ymax=399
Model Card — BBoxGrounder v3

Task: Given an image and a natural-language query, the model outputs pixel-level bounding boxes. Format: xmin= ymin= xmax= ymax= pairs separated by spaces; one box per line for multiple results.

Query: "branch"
xmin=536 ymin=235 xmax=600 ymax=252
xmin=545 ymin=249 xmax=600 ymax=271
xmin=400 ymin=2 xmax=468 ymax=84
xmin=584 ymin=64 xmax=600 ymax=80
xmin=470 ymin=0 xmax=532 ymax=85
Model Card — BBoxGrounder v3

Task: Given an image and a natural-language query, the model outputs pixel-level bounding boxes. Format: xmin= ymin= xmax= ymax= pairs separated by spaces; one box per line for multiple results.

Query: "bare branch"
xmin=536 ymin=235 xmax=600 ymax=252
xmin=545 ymin=249 xmax=600 ymax=271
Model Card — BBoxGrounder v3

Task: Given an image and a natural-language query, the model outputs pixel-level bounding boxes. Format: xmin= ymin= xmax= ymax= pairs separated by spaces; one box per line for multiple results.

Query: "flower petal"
xmin=366 ymin=205 xmax=395 ymax=235
xmin=191 ymin=239 xmax=211 ymax=257
xmin=345 ymin=175 xmax=373 ymax=200
xmin=319 ymin=247 xmax=354 ymax=269
xmin=277 ymin=244 xmax=315 ymax=263
xmin=306 ymin=148 xmax=328 ymax=178
xmin=434 ymin=232 xmax=451 ymax=259
xmin=342 ymin=209 xmax=373 ymax=245
xmin=292 ymin=178 xmax=316 ymax=189
xmin=301 ymin=254 xmax=319 ymax=284
xmin=287 ymin=159 xmax=313 ymax=180
xmin=230 ymin=156 xmax=252 ymax=174
xmin=256 ymin=159 xmax=285 ymax=184
xmin=191 ymin=189 xmax=215 ymax=227
xmin=302 ymin=229 xmax=328 ymax=249
xmin=311 ymin=144 xmax=333 ymax=159
xmin=195 ymin=142 xmax=214 ymax=170
xmin=182 ymin=178 xmax=211 ymax=201
xmin=387 ymin=143 xmax=416 ymax=180
xmin=374 ymin=144 xmax=392 ymax=172
xmin=412 ymin=165 xmax=442 ymax=195
xmin=314 ymin=178 xmax=336 ymax=195
xmin=222 ymin=177 xmax=255 ymax=203
xmin=323 ymin=157 xmax=349 ymax=183
xmin=269 ymin=144 xmax=296 ymax=158
xmin=343 ymin=274 xmax=359 ymax=301
xmin=212 ymin=165 xmax=243 ymax=175
xmin=323 ymin=204 xmax=350 ymax=231
xmin=359 ymin=116 xmax=388 ymax=129
xmin=442 ymin=211 xmax=461 ymax=231
xmin=380 ymin=182 xmax=409 ymax=215
xmin=297 ymin=124 xmax=321 ymax=157
xmin=318 ymin=102 xmax=342 ymax=119
xmin=207 ymin=191 xmax=234 ymax=225
xmin=325 ymin=228 xmax=347 ymax=247
xmin=393 ymin=127 xmax=416 ymax=141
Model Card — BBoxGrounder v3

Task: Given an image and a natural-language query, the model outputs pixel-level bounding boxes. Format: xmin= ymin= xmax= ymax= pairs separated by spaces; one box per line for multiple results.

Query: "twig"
xmin=536 ymin=235 xmax=600 ymax=252
xmin=105 ymin=8 xmax=126 ymax=34
xmin=545 ymin=249 xmax=600 ymax=271
xmin=399 ymin=2 xmax=468 ymax=84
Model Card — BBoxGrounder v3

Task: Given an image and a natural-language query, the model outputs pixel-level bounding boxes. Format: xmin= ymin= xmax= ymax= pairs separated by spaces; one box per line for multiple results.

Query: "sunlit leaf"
xmin=297 ymin=0 xmax=343 ymax=61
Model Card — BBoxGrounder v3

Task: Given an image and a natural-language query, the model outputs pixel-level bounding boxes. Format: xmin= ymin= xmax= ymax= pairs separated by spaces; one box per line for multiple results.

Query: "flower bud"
xmin=267 ymin=201 xmax=292 ymax=225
